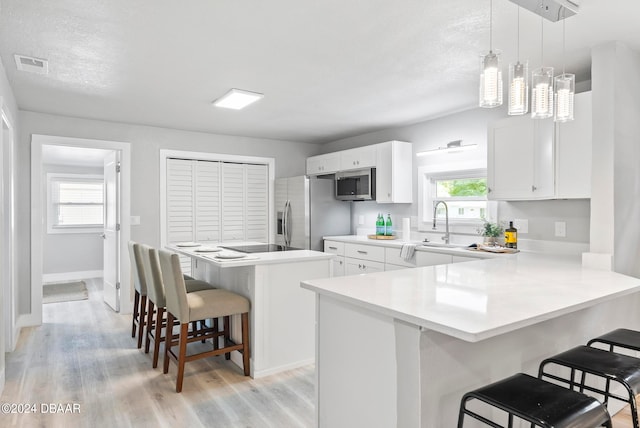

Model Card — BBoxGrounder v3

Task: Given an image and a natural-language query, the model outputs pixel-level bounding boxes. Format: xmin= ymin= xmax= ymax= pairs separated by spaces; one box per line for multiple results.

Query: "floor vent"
xmin=14 ymin=54 xmax=49 ymax=74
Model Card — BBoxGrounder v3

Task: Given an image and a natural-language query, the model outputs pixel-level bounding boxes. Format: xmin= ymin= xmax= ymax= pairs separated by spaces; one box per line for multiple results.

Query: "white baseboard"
xmin=16 ymin=313 xmax=39 ymax=328
xmin=43 ymin=270 xmax=103 ymax=283
xmin=0 ymin=367 xmax=4 ymax=396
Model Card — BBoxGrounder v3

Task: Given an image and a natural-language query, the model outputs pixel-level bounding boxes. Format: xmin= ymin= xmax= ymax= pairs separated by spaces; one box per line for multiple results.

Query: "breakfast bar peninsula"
xmin=301 ymin=252 xmax=640 ymax=427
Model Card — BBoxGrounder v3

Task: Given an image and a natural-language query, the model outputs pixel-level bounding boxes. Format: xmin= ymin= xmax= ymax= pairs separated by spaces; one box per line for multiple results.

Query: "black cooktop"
xmin=219 ymin=244 xmax=302 ymax=253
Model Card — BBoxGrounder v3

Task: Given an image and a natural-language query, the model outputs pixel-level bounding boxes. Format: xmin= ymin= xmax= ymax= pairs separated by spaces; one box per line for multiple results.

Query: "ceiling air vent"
xmin=14 ymin=54 xmax=49 ymax=75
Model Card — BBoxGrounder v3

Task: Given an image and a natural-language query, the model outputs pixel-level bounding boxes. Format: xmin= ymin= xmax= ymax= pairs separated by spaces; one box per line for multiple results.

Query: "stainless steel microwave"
xmin=335 ymin=168 xmax=376 ymax=201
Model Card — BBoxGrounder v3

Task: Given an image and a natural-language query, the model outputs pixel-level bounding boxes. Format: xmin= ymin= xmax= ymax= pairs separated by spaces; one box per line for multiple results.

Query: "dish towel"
xmin=400 ymin=243 xmax=416 ymax=261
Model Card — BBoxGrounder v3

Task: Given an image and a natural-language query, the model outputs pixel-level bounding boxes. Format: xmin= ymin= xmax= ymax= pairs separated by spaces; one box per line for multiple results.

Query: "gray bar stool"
xmin=158 ymin=249 xmax=251 ymax=392
xmin=458 ymin=373 xmax=612 ymax=427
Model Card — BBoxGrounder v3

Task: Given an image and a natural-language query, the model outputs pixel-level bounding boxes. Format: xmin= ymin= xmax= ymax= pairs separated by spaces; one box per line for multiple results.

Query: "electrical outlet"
xmin=513 ymin=219 xmax=528 ymax=234
xmin=555 ymin=221 xmax=566 ymax=238
xmin=358 ymin=215 xmax=365 ymax=225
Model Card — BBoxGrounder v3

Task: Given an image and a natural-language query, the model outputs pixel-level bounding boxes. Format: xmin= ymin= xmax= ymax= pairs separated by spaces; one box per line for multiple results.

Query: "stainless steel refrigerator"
xmin=275 ymin=176 xmax=351 ymax=251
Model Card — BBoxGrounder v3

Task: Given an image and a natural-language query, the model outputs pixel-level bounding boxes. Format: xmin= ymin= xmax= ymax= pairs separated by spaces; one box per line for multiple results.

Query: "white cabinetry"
xmin=344 ymin=243 xmax=385 ymax=275
xmin=488 ymin=116 xmax=554 ymax=200
xmin=487 ymin=91 xmax=592 ymax=201
xmin=307 ymin=141 xmax=413 ymax=204
xmin=306 ymin=152 xmax=341 ymax=175
xmin=324 ymin=240 xmax=346 ymax=277
xmin=376 ymin=141 xmax=413 ymax=203
xmin=416 ymin=251 xmax=453 ymax=267
xmin=340 ymin=146 xmax=377 ymax=171
xmin=384 ymin=247 xmax=416 ymax=270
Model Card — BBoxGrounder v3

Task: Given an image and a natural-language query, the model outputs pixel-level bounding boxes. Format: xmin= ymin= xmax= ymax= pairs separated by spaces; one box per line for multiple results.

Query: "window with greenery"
xmin=47 ymin=174 xmax=104 ymax=233
xmin=418 ymin=167 xmax=491 ymax=231
xmin=433 ymin=177 xmax=488 ymax=221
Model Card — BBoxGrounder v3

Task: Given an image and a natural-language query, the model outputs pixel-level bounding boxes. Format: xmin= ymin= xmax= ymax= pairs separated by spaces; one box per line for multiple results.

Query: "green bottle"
xmin=385 ymin=214 xmax=393 ymax=236
xmin=376 ymin=213 xmax=384 ymax=236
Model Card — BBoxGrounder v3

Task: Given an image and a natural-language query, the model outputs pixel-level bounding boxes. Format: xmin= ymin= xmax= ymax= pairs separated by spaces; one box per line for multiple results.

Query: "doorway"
xmin=30 ymin=135 xmax=132 ymax=326
xmin=1 ymin=107 xmax=16 ymax=352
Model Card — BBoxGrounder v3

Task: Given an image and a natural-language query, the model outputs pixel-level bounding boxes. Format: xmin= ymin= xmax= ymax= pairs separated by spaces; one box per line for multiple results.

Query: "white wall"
xmin=16 ymin=111 xmax=322 ymax=317
xmin=591 ymin=42 xmax=640 ymax=276
xmin=320 ymin=106 xmax=591 ymax=244
xmin=0 ymin=56 xmax=19 ymax=394
xmin=42 ymin=164 xmax=104 ymax=276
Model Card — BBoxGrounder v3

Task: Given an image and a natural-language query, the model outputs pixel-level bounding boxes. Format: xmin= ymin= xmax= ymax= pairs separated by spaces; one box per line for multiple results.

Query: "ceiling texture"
xmin=0 ymin=0 xmax=638 ymax=144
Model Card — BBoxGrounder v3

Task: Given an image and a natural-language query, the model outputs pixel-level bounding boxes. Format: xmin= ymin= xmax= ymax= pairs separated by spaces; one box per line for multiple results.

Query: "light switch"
xmin=513 ymin=219 xmax=528 ymax=234
xmin=555 ymin=221 xmax=566 ymax=238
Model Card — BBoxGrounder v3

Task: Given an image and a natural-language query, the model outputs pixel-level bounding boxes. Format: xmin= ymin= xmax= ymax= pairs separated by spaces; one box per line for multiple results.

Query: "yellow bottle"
xmin=505 ymin=221 xmax=517 ymax=249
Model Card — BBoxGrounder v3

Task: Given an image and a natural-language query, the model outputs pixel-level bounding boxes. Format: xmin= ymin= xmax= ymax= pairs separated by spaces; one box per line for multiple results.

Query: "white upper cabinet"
xmin=306 ymin=141 xmax=413 ymax=204
xmin=306 ymin=152 xmax=341 ymax=175
xmin=340 ymin=145 xmax=377 ymax=170
xmin=376 ymin=141 xmax=413 ymax=203
xmin=488 ymin=91 xmax=591 ymax=200
xmin=555 ymin=91 xmax=592 ymax=199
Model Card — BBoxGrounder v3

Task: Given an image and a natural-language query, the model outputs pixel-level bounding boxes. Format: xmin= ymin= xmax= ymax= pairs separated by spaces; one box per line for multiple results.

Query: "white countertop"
xmin=169 ymin=243 xmax=333 ymax=268
xmin=324 ymin=234 xmax=506 ymax=259
xmin=301 ymin=252 xmax=640 ymax=342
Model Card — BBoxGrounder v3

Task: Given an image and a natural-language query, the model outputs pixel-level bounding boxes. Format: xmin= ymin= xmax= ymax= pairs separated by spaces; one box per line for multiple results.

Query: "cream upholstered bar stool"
xmin=135 ymin=243 xmax=214 ymax=367
xmin=128 ymin=241 xmax=148 ymax=349
xmin=158 ymin=249 xmax=251 ymax=392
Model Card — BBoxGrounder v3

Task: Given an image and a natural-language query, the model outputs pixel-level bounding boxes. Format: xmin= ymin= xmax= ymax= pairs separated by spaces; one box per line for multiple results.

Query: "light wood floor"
xmin=0 ymin=278 xmax=315 ymax=428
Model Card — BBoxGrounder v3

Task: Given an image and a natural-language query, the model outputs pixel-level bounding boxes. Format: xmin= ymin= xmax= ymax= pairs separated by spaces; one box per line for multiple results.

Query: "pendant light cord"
xmin=540 ymin=17 xmax=544 ymax=64
xmin=562 ymin=7 xmax=566 ymax=75
xmin=489 ymin=0 xmax=493 ymax=52
xmin=516 ymin=7 xmax=520 ymax=61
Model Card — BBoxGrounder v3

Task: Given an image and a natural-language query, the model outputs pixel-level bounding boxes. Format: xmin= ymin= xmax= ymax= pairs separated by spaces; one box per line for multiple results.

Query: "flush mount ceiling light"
xmin=479 ymin=0 xmax=503 ymax=108
xmin=212 ymin=88 xmax=264 ymax=110
xmin=416 ymin=140 xmax=478 ymax=157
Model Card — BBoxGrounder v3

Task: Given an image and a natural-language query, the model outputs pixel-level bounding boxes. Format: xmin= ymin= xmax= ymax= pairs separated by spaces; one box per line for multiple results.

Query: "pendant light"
xmin=508 ymin=7 xmax=528 ymax=115
xmin=479 ymin=0 xmax=503 ymax=108
xmin=531 ymin=18 xmax=554 ymax=119
xmin=554 ymin=8 xmax=575 ymax=122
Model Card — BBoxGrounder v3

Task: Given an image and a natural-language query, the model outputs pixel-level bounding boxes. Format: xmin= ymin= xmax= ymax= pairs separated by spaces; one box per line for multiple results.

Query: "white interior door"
xmin=103 ymin=151 xmax=120 ymax=311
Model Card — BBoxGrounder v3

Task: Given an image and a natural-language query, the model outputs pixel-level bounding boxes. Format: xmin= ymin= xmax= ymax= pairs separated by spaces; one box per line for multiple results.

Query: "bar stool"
xmin=538 ymin=345 xmax=640 ymax=428
xmin=137 ymin=243 xmax=215 ymax=368
xmin=588 ymin=328 xmax=640 ymax=353
xmin=128 ymin=241 xmax=148 ymax=349
xmin=158 ymin=249 xmax=251 ymax=392
xmin=458 ymin=373 xmax=612 ymax=427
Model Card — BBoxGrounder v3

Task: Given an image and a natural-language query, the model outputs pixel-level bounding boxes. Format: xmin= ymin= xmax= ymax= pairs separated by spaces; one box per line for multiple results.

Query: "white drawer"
xmin=384 ymin=247 xmax=417 ymax=268
xmin=345 ymin=243 xmax=385 ymax=263
xmin=324 ymin=240 xmax=345 ymax=256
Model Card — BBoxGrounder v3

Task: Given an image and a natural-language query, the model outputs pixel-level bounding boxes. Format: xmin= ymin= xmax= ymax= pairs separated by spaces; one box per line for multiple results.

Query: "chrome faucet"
xmin=432 ymin=200 xmax=450 ymax=244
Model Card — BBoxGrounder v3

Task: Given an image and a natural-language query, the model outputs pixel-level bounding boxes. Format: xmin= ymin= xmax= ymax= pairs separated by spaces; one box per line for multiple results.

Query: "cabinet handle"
xmin=329 ymin=246 xmax=338 ymax=250
xmin=357 ymin=250 xmax=368 ymax=254
xmin=362 ymin=264 xmax=366 ymax=269
xmin=487 ymin=187 xmax=492 ymax=193
xmin=532 ymin=185 xmax=537 ymax=192
xmin=358 ymin=264 xmax=362 ymax=269
xmin=339 ymin=260 xmax=343 ymax=265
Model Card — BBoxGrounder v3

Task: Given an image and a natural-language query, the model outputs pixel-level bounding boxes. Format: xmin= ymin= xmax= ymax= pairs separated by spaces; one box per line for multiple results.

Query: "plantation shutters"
xmin=166 ymin=158 xmax=269 ymax=262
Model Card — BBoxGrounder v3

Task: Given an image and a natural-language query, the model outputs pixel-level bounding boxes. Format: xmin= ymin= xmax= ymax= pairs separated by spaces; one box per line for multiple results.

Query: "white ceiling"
xmin=1 ymin=0 xmax=639 ymax=144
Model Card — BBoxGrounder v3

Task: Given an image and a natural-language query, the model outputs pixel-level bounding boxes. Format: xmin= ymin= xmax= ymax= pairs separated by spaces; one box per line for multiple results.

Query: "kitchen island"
xmin=172 ymin=244 xmax=333 ymax=378
xmin=301 ymin=253 xmax=640 ymax=427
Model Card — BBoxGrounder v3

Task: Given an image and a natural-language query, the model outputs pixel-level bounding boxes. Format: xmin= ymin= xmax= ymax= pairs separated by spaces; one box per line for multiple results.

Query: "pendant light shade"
xmin=508 ymin=61 xmax=528 ymax=115
xmin=479 ymin=52 xmax=503 ymax=108
xmin=531 ymin=67 xmax=554 ymax=119
xmin=479 ymin=0 xmax=502 ymax=108
xmin=554 ymin=73 xmax=575 ymax=122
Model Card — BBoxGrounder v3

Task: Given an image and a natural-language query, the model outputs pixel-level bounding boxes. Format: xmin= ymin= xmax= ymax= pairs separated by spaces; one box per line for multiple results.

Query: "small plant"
xmin=479 ymin=221 xmax=503 ymax=238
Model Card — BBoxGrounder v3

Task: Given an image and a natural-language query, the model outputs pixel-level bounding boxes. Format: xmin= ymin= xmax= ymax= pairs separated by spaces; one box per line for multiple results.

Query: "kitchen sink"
xmin=420 ymin=242 xmax=468 ymax=249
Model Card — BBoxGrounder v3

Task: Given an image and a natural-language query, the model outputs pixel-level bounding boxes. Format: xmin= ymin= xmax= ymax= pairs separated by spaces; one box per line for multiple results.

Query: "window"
xmin=47 ymin=174 xmax=104 ymax=233
xmin=418 ymin=167 xmax=495 ymax=231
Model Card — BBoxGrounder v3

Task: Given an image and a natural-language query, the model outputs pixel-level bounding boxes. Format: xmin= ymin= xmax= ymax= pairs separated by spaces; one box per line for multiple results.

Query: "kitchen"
xmin=1 ymin=0 xmax=640 ymax=427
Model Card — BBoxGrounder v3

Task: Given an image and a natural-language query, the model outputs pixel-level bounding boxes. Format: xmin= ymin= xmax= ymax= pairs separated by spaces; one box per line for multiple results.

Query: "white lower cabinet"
xmin=452 ymin=256 xmax=478 ymax=263
xmin=345 ymin=258 xmax=385 ymax=275
xmin=416 ymin=251 xmax=454 ymax=267
xmin=332 ymin=256 xmax=346 ymax=276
